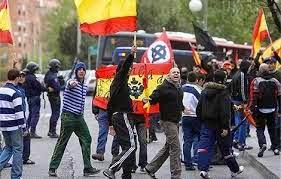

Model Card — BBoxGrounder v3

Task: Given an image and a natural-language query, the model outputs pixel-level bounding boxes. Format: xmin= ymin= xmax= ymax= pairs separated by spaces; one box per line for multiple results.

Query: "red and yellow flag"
xmin=252 ymin=8 xmax=270 ymax=58
xmin=260 ymin=38 xmax=281 ymax=67
xmin=0 ymin=0 xmax=13 ymax=44
xmin=92 ymin=63 xmax=172 ymax=114
xmin=191 ymin=47 xmax=201 ymax=66
xmin=74 ymin=0 xmax=137 ymax=35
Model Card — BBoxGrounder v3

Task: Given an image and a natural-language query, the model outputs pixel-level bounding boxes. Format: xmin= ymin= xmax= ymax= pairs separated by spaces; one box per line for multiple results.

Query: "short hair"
xmin=213 ymin=69 xmax=226 ymax=84
xmin=7 ymin=68 xmax=20 ymax=81
xmin=187 ymin=71 xmax=198 ymax=82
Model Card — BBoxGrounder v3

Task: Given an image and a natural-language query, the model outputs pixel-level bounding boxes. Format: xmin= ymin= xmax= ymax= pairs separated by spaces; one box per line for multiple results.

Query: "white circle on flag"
xmin=147 ymin=41 xmax=170 ymax=63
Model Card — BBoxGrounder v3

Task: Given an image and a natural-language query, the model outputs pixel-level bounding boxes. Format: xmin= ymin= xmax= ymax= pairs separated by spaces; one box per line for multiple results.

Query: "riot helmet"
xmin=25 ymin=62 xmax=39 ymax=74
xmin=48 ymin=59 xmax=61 ymax=71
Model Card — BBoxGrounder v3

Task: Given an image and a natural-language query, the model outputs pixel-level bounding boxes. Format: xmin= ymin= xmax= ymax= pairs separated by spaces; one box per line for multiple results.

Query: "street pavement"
xmin=0 ymin=96 xmax=272 ymax=179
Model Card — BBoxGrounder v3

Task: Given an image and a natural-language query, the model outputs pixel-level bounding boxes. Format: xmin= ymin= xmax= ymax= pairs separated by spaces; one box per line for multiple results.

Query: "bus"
xmin=112 ymin=47 xmax=213 ymax=72
xmin=95 ymin=31 xmax=252 ymax=68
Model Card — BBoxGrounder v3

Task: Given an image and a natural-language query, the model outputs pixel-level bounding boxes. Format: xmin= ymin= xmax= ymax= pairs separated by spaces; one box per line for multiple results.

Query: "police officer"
xmin=44 ymin=59 xmax=62 ymax=138
xmin=24 ymin=62 xmax=47 ymax=139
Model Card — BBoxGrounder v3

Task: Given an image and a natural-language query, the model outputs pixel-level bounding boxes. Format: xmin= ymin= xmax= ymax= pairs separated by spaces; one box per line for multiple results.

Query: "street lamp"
xmin=189 ymin=0 xmax=208 ymax=30
xmin=189 ymin=0 xmax=202 ymax=12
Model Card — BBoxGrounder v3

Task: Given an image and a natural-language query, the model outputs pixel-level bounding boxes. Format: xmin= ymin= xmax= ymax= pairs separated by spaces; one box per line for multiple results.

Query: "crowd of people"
xmin=0 ymin=45 xmax=280 ymax=179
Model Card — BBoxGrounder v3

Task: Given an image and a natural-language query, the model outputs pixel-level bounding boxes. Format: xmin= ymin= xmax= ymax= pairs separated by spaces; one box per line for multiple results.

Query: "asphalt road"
xmin=0 ymin=96 xmax=266 ymax=179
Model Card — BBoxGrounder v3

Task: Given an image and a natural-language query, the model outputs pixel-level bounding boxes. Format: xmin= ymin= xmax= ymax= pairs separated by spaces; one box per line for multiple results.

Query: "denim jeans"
xmin=134 ymin=122 xmax=147 ymax=168
xmin=182 ymin=116 xmax=200 ymax=166
xmin=96 ymin=109 xmax=120 ymax=155
xmin=197 ymin=124 xmax=239 ymax=173
xmin=0 ymin=129 xmax=23 ymax=179
xmin=233 ymin=101 xmax=247 ymax=146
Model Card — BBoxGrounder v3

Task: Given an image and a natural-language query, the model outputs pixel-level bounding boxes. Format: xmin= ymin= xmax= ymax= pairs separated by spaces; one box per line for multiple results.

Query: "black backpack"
xmin=257 ymin=79 xmax=278 ymax=109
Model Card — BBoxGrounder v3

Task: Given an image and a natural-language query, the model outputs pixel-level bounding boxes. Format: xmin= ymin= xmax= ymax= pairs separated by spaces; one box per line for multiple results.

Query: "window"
xmin=18 ymin=26 xmax=21 ymax=32
xmin=18 ymin=10 xmax=21 ymax=15
xmin=18 ymin=43 xmax=22 ymax=47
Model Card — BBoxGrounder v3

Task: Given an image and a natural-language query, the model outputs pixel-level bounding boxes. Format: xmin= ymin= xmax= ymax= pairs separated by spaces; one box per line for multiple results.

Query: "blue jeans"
xmin=27 ymin=96 xmax=41 ymax=133
xmin=198 ymin=124 xmax=239 ymax=173
xmin=96 ymin=109 xmax=119 ymax=155
xmin=182 ymin=116 xmax=200 ymax=167
xmin=0 ymin=129 xmax=23 ymax=179
xmin=233 ymin=101 xmax=247 ymax=146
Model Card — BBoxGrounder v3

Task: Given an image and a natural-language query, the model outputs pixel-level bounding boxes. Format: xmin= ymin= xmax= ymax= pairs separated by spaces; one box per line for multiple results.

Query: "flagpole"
xmin=133 ymin=31 xmax=137 ymax=59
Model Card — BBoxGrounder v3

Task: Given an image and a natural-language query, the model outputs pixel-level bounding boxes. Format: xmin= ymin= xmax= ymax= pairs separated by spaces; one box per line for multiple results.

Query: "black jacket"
xmin=149 ymin=79 xmax=184 ymax=123
xmin=107 ymin=54 xmax=134 ymax=125
xmin=196 ymin=82 xmax=231 ymax=129
xmin=24 ymin=72 xmax=46 ymax=97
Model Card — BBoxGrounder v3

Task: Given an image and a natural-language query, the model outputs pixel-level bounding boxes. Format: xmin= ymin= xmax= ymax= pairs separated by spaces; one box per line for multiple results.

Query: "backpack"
xmin=257 ymin=79 xmax=278 ymax=109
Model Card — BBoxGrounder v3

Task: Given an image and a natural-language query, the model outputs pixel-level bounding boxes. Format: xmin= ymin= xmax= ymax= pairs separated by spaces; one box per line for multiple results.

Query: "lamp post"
xmin=189 ymin=0 xmax=208 ymax=31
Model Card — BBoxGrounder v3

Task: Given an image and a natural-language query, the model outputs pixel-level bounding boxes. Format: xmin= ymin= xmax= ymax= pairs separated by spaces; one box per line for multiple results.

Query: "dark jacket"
xmin=149 ymin=79 xmax=184 ymax=123
xmin=196 ymin=82 xmax=231 ymax=129
xmin=230 ymin=72 xmax=249 ymax=102
xmin=24 ymin=72 xmax=46 ymax=97
xmin=107 ymin=54 xmax=134 ymax=125
xmin=44 ymin=70 xmax=61 ymax=96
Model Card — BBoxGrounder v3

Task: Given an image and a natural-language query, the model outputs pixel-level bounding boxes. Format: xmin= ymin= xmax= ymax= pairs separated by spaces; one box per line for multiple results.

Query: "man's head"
xmin=187 ymin=71 xmax=198 ymax=83
xmin=25 ymin=62 xmax=39 ymax=74
xmin=264 ymin=56 xmax=277 ymax=72
xmin=75 ymin=62 xmax=86 ymax=81
xmin=192 ymin=65 xmax=201 ymax=73
xmin=18 ymin=71 xmax=26 ymax=84
xmin=213 ymin=69 xmax=227 ymax=84
xmin=258 ymin=63 xmax=269 ymax=75
xmin=7 ymin=68 xmax=20 ymax=84
xmin=180 ymin=67 xmax=188 ymax=80
xmin=48 ymin=59 xmax=61 ymax=72
xmin=168 ymin=67 xmax=180 ymax=83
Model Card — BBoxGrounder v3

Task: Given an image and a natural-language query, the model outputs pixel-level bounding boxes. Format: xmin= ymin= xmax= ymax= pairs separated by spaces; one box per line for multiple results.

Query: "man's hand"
xmin=109 ymin=126 xmax=116 ymax=136
xmin=69 ymin=80 xmax=78 ymax=87
xmin=142 ymin=97 xmax=150 ymax=103
xmin=48 ymin=87 xmax=54 ymax=92
xmin=183 ymin=107 xmax=192 ymax=114
xmin=130 ymin=46 xmax=137 ymax=55
xmin=221 ymin=129 xmax=228 ymax=137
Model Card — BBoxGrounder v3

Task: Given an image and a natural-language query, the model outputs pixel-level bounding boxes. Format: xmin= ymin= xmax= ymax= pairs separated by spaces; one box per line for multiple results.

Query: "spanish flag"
xmin=74 ymin=0 xmax=137 ymax=36
xmin=191 ymin=47 xmax=201 ymax=66
xmin=252 ymin=9 xmax=270 ymax=58
xmin=0 ymin=0 xmax=13 ymax=44
xmin=260 ymin=38 xmax=281 ymax=67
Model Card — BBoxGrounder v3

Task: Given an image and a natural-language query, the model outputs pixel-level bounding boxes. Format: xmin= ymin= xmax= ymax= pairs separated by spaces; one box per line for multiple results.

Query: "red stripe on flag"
xmin=80 ymin=16 xmax=136 ymax=36
xmin=0 ymin=30 xmax=13 ymax=44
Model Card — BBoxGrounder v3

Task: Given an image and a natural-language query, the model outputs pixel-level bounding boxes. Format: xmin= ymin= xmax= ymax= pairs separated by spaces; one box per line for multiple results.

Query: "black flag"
xmin=192 ymin=22 xmax=217 ymax=52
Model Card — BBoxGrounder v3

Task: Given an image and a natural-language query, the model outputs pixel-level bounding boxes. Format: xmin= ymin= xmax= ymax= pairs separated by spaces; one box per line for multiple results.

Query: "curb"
xmin=242 ymin=151 xmax=280 ymax=179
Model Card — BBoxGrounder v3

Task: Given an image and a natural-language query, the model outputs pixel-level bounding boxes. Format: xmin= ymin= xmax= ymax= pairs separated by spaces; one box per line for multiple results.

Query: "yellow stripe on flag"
xmin=0 ymin=4 xmax=11 ymax=31
xmin=260 ymin=38 xmax=281 ymax=68
xmin=74 ymin=0 xmax=136 ymax=24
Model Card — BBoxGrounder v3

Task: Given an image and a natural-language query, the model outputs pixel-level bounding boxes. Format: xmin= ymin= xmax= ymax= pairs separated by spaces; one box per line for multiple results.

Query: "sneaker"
xmin=144 ymin=167 xmax=157 ymax=179
xmin=231 ymin=166 xmax=244 ymax=177
xmin=30 ymin=132 xmax=42 ymax=139
xmin=258 ymin=145 xmax=267 ymax=157
xmin=140 ymin=167 xmax=146 ymax=173
xmin=48 ymin=168 xmax=57 ymax=177
xmin=200 ymin=171 xmax=210 ymax=179
xmin=103 ymin=169 xmax=116 ymax=179
xmin=83 ymin=167 xmax=100 ymax=177
xmin=185 ymin=165 xmax=196 ymax=171
xmin=243 ymin=145 xmax=253 ymax=150
xmin=4 ymin=163 xmax=12 ymax=168
xmin=273 ymin=149 xmax=280 ymax=155
xmin=92 ymin=153 xmax=104 ymax=161
xmin=233 ymin=140 xmax=239 ymax=149
xmin=233 ymin=151 xmax=240 ymax=158
xmin=23 ymin=159 xmax=35 ymax=165
xmin=48 ymin=132 xmax=59 ymax=138
xmin=131 ymin=165 xmax=138 ymax=173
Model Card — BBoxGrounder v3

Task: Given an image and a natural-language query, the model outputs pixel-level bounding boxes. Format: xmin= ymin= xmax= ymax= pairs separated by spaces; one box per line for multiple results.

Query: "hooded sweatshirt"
xmin=196 ymin=82 xmax=231 ymax=129
xmin=62 ymin=62 xmax=87 ymax=115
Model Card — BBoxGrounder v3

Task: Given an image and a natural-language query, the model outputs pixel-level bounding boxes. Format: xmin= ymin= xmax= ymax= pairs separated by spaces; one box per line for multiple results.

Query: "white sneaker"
xmin=231 ymin=166 xmax=244 ymax=177
xmin=200 ymin=171 xmax=210 ymax=179
xmin=233 ymin=151 xmax=240 ymax=158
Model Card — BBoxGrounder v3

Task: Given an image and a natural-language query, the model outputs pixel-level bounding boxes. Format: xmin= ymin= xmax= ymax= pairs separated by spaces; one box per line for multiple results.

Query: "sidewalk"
xmin=241 ymin=127 xmax=281 ymax=179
